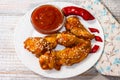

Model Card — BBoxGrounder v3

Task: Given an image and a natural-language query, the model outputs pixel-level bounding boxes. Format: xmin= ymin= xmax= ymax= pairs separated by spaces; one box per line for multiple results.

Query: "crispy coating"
xmin=56 ymin=32 xmax=80 ymax=47
xmin=39 ymin=39 xmax=91 ymax=70
xmin=39 ymin=51 xmax=62 ymax=70
xmin=24 ymin=37 xmax=57 ymax=57
xmin=65 ymin=16 xmax=95 ymax=40
xmin=44 ymin=34 xmax=57 ymax=49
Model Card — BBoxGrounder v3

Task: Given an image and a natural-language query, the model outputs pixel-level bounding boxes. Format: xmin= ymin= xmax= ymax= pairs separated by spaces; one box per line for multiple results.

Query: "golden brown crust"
xmin=65 ymin=16 xmax=95 ymax=40
xmin=24 ymin=37 xmax=57 ymax=57
xmin=56 ymin=32 xmax=80 ymax=47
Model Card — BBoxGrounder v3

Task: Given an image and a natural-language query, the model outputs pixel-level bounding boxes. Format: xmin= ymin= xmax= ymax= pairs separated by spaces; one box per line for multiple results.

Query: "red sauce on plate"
xmin=31 ymin=5 xmax=64 ymax=34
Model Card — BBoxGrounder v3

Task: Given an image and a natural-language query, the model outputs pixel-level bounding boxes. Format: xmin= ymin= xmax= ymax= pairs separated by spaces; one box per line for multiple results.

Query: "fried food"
xmin=39 ymin=39 xmax=91 ymax=70
xmin=56 ymin=32 xmax=81 ymax=47
xmin=39 ymin=51 xmax=62 ymax=70
xmin=65 ymin=16 xmax=95 ymax=40
xmin=24 ymin=31 xmax=90 ymax=58
xmin=44 ymin=34 xmax=57 ymax=49
xmin=24 ymin=37 xmax=57 ymax=57
xmin=24 ymin=16 xmax=95 ymax=71
xmin=24 ymin=32 xmax=84 ymax=56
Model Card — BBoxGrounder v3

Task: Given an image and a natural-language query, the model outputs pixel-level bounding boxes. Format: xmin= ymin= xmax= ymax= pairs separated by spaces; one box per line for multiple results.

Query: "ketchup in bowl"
xmin=31 ymin=5 xmax=64 ymax=34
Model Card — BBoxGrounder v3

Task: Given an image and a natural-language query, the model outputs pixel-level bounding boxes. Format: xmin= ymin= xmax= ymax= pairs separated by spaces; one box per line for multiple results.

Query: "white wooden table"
xmin=0 ymin=0 xmax=120 ymax=80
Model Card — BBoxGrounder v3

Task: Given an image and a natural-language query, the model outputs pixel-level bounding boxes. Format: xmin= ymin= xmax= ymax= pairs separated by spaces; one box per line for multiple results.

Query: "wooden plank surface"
xmin=0 ymin=0 xmax=120 ymax=80
xmin=101 ymin=0 xmax=120 ymax=23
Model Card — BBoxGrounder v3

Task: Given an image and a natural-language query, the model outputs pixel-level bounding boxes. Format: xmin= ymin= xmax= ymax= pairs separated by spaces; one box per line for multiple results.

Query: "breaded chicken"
xmin=65 ymin=16 xmax=95 ymax=40
xmin=24 ymin=37 xmax=57 ymax=57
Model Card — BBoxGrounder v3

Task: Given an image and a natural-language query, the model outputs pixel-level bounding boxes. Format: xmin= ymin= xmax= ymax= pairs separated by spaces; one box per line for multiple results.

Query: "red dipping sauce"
xmin=31 ymin=5 xmax=64 ymax=34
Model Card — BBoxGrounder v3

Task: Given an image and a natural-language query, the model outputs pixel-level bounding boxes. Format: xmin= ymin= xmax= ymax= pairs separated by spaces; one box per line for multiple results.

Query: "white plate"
xmin=14 ymin=2 xmax=104 ymax=78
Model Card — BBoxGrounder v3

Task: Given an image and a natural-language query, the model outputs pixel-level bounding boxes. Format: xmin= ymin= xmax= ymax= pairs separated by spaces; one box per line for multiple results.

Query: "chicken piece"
xmin=24 ymin=37 xmax=57 ymax=57
xmin=58 ymin=40 xmax=91 ymax=66
xmin=39 ymin=39 xmax=91 ymax=70
xmin=65 ymin=16 xmax=95 ymax=40
xmin=39 ymin=51 xmax=62 ymax=70
xmin=44 ymin=34 xmax=57 ymax=49
xmin=56 ymin=32 xmax=81 ymax=47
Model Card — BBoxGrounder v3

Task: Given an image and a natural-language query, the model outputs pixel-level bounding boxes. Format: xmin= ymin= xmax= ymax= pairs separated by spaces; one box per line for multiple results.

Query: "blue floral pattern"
xmin=113 ymin=58 xmax=120 ymax=64
xmin=101 ymin=9 xmax=107 ymax=16
xmin=94 ymin=0 xmax=100 ymax=4
xmin=106 ymin=66 xmax=111 ymax=71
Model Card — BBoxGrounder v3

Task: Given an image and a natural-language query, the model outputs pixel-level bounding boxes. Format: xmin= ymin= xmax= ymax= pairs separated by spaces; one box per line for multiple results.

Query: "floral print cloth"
xmin=78 ymin=0 xmax=120 ymax=76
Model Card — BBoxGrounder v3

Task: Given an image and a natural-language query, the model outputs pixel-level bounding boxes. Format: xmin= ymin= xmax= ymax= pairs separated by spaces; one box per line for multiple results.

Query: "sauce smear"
xmin=31 ymin=5 xmax=64 ymax=34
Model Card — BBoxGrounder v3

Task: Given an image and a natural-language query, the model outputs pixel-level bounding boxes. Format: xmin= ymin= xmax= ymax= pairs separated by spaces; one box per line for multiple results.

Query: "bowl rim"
xmin=30 ymin=4 xmax=65 ymax=34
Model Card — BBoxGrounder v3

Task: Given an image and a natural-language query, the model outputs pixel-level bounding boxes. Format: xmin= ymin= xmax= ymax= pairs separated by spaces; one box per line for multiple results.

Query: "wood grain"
xmin=0 ymin=0 xmax=120 ymax=80
xmin=101 ymin=0 xmax=120 ymax=23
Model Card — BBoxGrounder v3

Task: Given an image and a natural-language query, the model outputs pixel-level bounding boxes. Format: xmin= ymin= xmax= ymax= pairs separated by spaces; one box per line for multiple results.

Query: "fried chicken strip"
xmin=24 ymin=37 xmax=57 ymax=57
xmin=65 ymin=16 xmax=95 ymax=40
xmin=56 ymin=32 xmax=81 ymax=47
xmin=39 ymin=39 xmax=91 ymax=70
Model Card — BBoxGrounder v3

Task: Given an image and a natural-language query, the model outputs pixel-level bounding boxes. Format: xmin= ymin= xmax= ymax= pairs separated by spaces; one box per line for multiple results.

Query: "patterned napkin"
xmin=75 ymin=0 xmax=120 ymax=76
